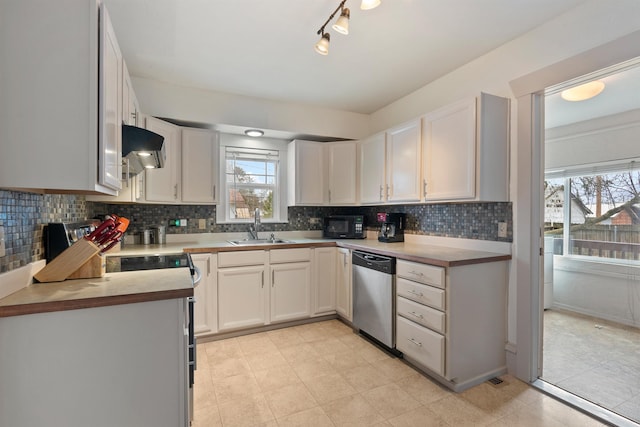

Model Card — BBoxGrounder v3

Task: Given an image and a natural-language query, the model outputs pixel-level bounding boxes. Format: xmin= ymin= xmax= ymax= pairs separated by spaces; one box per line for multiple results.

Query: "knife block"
xmin=66 ymin=253 xmax=106 ymax=279
xmin=34 ymin=239 xmax=101 ymax=283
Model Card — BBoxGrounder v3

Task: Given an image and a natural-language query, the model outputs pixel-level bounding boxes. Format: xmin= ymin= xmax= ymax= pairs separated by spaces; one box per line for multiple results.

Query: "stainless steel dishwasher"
xmin=352 ymin=250 xmax=397 ymax=351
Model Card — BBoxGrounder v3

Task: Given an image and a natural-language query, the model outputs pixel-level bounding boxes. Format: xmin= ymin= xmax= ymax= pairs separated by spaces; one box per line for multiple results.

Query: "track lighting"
xmin=314 ymin=32 xmax=331 ymax=55
xmin=332 ymin=7 xmax=350 ymax=35
xmin=314 ymin=0 xmax=380 ymax=55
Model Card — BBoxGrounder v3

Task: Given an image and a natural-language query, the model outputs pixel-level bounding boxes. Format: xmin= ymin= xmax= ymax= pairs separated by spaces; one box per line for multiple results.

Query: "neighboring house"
xmin=544 ymin=185 xmax=593 ymax=225
xmin=611 ymin=204 xmax=640 ymax=225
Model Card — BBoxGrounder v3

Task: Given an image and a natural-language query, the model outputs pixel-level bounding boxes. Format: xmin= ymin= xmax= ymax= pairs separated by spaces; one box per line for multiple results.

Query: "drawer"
xmin=396 ymin=316 xmax=445 ymax=376
xmin=397 ymin=296 xmax=445 ymax=334
xmin=270 ymin=248 xmax=311 ymax=264
xmin=396 ymin=277 xmax=445 ymax=310
xmin=397 ymin=260 xmax=445 ymax=288
xmin=218 ymin=250 xmax=266 ymax=267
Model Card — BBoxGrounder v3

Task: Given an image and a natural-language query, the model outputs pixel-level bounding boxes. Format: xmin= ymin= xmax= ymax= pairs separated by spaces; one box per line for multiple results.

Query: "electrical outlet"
xmin=497 ymin=222 xmax=508 ymax=238
xmin=180 ymin=219 xmax=187 ymax=227
xmin=0 ymin=226 xmax=5 ymax=257
xmin=198 ymin=219 xmax=206 ymax=230
xmin=309 ymin=217 xmax=321 ymax=225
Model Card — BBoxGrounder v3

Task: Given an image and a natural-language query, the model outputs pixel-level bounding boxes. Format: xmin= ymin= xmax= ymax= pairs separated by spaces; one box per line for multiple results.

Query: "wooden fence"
xmin=547 ymin=225 xmax=640 ymax=260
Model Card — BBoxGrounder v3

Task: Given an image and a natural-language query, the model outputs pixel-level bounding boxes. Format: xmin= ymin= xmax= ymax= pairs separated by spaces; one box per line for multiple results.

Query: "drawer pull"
xmin=408 ymin=338 xmax=423 ymax=347
xmin=409 ymin=311 xmax=424 ymax=320
xmin=408 ymin=289 xmax=424 ymax=297
xmin=409 ymin=270 xmax=425 ymax=277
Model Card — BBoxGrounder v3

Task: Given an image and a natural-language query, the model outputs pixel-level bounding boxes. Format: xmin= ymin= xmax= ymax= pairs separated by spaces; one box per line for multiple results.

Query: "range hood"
xmin=121 ymin=124 xmax=166 ymax=177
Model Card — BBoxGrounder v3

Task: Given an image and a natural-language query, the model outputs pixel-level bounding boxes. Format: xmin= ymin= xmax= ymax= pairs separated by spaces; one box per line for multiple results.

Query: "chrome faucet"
xmin=248 ymin=208 xmax=260 ymax=239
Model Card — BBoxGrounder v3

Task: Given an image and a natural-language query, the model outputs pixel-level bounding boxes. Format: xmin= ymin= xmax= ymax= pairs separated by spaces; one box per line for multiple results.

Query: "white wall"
xmin=132 ymin=0 xmax=640 ymax=362
xmin=132 ymin=77 xmax=371 ymax=140
xmin=553 ymin=256 xmax=640 ymax=328
xmin=546 ymin=109 xmax=640 ymax=170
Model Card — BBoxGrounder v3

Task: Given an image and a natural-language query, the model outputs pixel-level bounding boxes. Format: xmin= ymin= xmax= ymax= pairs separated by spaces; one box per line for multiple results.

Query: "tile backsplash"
xmin=0 ymin=190 xmax=87 ymax=273
xmin=0 ymin=188 xmax=511 ymax=274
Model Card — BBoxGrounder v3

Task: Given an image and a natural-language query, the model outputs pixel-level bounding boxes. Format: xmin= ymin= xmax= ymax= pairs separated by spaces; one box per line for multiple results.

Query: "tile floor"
xmin=543 ymin=309 xmax=640 ymax=424
xmin=194 ymin=319 xmax=605 ymax=426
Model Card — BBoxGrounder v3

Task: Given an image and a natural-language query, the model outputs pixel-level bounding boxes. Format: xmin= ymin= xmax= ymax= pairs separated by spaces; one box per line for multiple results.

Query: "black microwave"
xmin=323 ymin=215 xmax=366 ymax=239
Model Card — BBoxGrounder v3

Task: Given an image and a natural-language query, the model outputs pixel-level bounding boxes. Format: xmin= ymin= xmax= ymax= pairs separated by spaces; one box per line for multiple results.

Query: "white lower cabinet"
xmin=191 ymin=253 xmax=217 ymax=336
xmin=217 ymin=250 xmax=268 ymax=332
xmin=216 ymin=249 xmax=315 ymax=332
xmin=396 ymin=258 xmax=508 ymax=392
xmin=335 ymin=247 xmax=352 ymax=321
xmin=0 ymin=299 xmax=188 ymax=426
xmin=312 ymin=247 xmax=337 ymax=316
xmin=270 ymin=262 xmax=311 ymax=322
xmin=218 ymin=265 xmax=266 ymax=331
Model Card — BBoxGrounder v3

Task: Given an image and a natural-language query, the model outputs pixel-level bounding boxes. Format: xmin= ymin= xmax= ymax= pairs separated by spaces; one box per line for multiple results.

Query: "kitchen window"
xmin=217 ymin=134 xmax=288 ymax=224
xmin=544 ymin=161 xmax=640 ymax=262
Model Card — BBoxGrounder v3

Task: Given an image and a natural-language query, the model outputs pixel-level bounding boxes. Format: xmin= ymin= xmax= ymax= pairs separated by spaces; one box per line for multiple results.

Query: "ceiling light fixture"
xmin=315 ymin=0 xmax=380 ymax=55
xmin=560 ymin=80 xmax=605 ymax=102
xmin=244 ymin=129 xmax=264 ymax=137
xmin=360 ymin=0 xmax=381 ymax=10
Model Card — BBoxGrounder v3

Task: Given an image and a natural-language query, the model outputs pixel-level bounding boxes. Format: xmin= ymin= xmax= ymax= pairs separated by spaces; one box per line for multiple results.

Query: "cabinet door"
xmin=327 ymin=142 xmax=357 ymax=205
xmin=422 ymin=98 xmax=476 ymax=201
xmin=122 ymin=61 xmax=139 ymax=126
xmin=181 ymin=128 xmax=218 ymax=204
xmin=336 ymin=248 xmax=352 ymax=320
xmin=312 ymin=247 xmax=336 ymax=316
xmin=386 ymin=120 xmax=421 ymax=202
xmin=270 ymin=262 xmax=311 ymax=323
xmin=98 ymin=7 xmax=122 ymax=191
xmin=288 ymin=140 xmax=325 ymax=205
xmin=359 ymin=133 xmax=386 ymax=204
xmin=218 ymin=266 xmax=266 ymax=331
xmin=192 ymin=254 xmax=217 ymax=336
xmin=145 ymin=117 xmax=181 ymax=203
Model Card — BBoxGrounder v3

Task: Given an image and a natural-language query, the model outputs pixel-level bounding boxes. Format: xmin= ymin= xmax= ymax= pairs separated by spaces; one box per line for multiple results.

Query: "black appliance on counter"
xmin=377 ymin=212 xmax=406 ymax=243
xmin=323 ymin=215 xmax=366 ymax=239
xmin=106 ymin=253 xmax=199 ymax=424
xmin=43 ymin=220 xmax=101 ymax=262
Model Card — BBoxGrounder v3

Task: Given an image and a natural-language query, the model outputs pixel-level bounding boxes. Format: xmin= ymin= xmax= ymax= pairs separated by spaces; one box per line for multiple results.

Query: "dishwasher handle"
xmin=352 ymin=250 xmax=396 ymax=274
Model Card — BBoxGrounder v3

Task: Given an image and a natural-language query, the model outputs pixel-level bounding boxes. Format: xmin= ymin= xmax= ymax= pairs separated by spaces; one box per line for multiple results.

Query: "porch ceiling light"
xmin=560 ymin=81 xmax=605 ymax=102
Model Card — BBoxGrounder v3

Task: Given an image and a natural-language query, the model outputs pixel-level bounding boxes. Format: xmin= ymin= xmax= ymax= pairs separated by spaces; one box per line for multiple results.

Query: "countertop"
xmin=118 ymin=238 xmax=511 ymax=268
xmin=0 ymin=268 xmax=194 ymax=318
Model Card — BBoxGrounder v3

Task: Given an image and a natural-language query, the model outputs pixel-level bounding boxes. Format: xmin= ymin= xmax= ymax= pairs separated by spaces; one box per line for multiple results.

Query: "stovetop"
xmin=106 ymin=253 xmax=194 ymax=275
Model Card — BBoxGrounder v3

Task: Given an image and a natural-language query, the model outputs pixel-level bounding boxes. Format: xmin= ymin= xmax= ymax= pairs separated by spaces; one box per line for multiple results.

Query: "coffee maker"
xmin=377 ymin=212 xmax=406 ymax=243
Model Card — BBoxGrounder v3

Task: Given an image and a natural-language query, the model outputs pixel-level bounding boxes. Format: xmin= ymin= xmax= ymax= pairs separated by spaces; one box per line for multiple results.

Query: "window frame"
xmin=544 ymin=161 xmax=640 ymax=264
xmin=216 ymin=134 xmax=289 ymax=224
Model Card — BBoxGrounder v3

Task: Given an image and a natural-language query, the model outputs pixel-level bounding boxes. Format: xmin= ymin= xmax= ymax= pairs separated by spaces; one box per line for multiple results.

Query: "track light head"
xmin=332 ymin=7 xmax=350 ymax=35
xmin=314 ymin=32 xmax=330 ymax=55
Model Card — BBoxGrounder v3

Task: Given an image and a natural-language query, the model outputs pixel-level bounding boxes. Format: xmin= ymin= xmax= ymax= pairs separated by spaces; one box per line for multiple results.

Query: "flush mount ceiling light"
xmin=360 ymin=0 xmax=381 ymax=10
xmin=244 ymin=129 xmax=264 ymax=137
xmin=315 ymin=0 xmax=380 ymax=55
xmin=560 ymin=80 xmax=606 ymax=101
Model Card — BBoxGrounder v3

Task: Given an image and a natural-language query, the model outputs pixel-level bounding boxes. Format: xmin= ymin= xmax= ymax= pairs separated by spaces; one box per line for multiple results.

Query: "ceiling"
xmin=103 ymin=0 xmax=588 ymax=115
xmin=545 ymin=62 xmax=640 ymax=129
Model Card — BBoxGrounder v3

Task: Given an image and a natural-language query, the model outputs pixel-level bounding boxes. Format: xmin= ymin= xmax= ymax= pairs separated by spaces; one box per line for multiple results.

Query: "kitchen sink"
xmin=228 ymin=238 xmax=295 ymax=246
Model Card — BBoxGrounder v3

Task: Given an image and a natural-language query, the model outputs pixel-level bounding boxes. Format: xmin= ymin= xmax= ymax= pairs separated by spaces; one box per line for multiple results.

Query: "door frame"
xmin=509 ymin=29 xmax=640 ymax=383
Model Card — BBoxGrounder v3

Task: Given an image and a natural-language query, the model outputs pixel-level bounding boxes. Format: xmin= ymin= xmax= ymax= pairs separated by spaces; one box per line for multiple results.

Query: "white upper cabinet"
xmin=422 ymin=93 xmax=509 ymax=202
xmin=122 ymin=61 xmax=140 ymax=127
xmin=386 ymin=119 xmax=422 ymax=202
xmin=422 ymin=98 xmax=476 ymax=201
xmin=181 ymin=128 xmax=219 ymax=204
xmin=0 ymin=0 xmax=122 ymax=194
xmin=145 ymin=117 xmax=182 ymax=203
xmin=327 ymin=142 xmax=358 ymax=205
xmin=359 ymin=133 xmax=386 ymax=204
xmin=288 ymin=140 xmax=326 ymax=206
